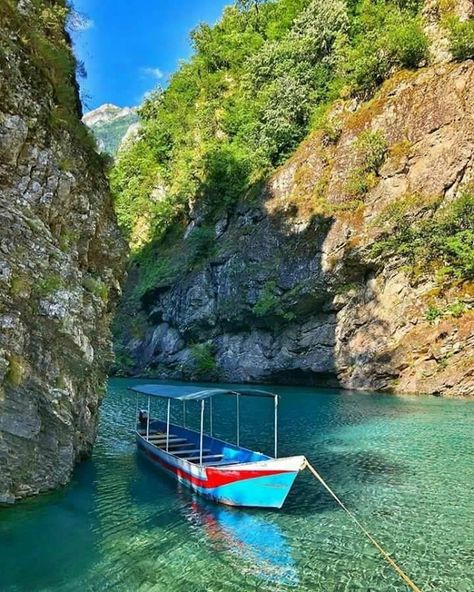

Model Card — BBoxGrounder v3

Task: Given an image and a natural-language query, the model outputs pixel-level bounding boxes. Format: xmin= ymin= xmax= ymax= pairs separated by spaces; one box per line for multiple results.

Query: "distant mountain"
xmin=83 ymin=104 xmax=139 ymax=156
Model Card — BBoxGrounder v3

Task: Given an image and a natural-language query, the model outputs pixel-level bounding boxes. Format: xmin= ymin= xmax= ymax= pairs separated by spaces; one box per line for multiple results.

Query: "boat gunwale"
xmin=135 ymin=436 xmax=268 ymax=471
xmin=135 ymin=419 xmax=296 ymax=473
xmin=137 ymin=432 xmax=304 ymax=480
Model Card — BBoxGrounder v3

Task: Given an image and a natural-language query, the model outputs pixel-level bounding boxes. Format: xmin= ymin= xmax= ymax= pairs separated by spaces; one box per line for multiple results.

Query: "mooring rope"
xmin=304 ymin=460 xmax=422 ymax=592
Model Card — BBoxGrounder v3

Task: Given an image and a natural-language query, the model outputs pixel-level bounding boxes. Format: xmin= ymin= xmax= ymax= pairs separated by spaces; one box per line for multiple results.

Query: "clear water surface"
xmin=0 ymin=378 xmax=473 ymax=592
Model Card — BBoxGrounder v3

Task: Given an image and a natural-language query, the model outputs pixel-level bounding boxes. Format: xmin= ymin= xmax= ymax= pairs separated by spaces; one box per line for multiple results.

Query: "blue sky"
xmin=72 ymin=0 xmax=231 ymax=112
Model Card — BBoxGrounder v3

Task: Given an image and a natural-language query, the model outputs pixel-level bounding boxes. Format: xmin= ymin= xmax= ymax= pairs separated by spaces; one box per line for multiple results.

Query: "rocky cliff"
xmin=116 ymin=60 xmax=473 ymax=397
xmin=0 ymin=1 xmax=126 ymax=502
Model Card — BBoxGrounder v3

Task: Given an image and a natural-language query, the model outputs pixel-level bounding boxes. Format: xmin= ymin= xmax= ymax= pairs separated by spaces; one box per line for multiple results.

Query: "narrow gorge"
xmin=1 ymin=0 xmax=473 ymax=505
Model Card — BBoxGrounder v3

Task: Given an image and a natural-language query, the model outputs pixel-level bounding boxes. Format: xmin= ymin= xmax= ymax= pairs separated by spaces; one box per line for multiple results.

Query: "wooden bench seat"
xmin=186 ymin=454 xmax=224 ymax=463
xmin=202 ymin=459 xmax=241 ymax=467
xmin=158 ymin=441 xmax=194 ymax=449
xmin=148 ymin=436 xmax=187 ymax=444
xmin=173 ymin=449 xmax=211 ymax=457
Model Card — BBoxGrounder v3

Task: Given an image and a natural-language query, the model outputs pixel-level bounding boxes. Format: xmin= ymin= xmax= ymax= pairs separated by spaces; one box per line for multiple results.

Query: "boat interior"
xmin=137 ymin=419 xmax=271 ymax=467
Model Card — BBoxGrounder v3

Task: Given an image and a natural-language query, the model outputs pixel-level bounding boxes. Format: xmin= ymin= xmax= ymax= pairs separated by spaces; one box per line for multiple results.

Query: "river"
xmin=1 ymin=378 xmax=472 ymax=591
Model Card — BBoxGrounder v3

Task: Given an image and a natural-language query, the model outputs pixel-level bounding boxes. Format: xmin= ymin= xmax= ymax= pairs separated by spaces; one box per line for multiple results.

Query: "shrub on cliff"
xmin=187 ymin=226 xmax=216 ymax=264
xmin=447 ymin=16 xmax=474 ymax=60
xmin=190 ymin=343 xmax=218 ymax=378
xmin=338 ymin=1 xmax=428 ymax=96
xmin=371 ymin=188 xmax=474 ymax=282
xmin=111 ymin=0 xmax=428 ymax=259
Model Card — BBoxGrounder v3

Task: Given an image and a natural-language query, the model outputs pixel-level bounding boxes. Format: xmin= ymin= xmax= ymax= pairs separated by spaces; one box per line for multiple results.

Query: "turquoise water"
xmin=1 ymin=379 xmax=473 ymax=592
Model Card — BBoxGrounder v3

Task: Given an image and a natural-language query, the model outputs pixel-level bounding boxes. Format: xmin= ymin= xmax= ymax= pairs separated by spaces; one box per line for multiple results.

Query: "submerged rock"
xmin=0 ymin=2 xmax=126 ymax=502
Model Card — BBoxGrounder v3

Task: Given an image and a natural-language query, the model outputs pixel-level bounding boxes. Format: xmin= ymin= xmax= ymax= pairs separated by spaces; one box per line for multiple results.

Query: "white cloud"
xmin=141 ymin=67 xmax=164 ymax=80
xmin=137 ymin=88 xmax=159 ymax=105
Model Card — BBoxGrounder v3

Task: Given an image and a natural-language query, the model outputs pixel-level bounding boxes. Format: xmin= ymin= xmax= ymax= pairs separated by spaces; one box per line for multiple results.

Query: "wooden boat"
xmin=130 ymin=384 xmax=306 ymax=509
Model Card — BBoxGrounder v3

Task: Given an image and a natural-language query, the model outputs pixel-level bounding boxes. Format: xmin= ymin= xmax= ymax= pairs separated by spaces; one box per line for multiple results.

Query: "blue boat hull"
xmin=137 ymin=426 xmax=305 ymax=509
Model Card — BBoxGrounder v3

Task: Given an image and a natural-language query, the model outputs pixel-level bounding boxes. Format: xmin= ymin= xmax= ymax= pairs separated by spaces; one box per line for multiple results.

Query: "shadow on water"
xmin=0 ymin=459 xmax=101 ymax=592
xmin=179 ymin=495 xmax=299 ymax=587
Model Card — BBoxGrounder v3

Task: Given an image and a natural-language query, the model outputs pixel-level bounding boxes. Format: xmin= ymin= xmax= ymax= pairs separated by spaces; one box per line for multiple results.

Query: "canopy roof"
xmin=130 ymin=384 xmax=278 ymax=401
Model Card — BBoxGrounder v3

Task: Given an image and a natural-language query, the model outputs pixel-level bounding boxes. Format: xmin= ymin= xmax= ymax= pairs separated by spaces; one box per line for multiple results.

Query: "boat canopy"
xmin=130 ymin=384 xmax=278 ymax=401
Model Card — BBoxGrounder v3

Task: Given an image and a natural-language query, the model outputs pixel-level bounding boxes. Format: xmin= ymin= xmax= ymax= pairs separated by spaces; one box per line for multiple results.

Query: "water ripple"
xmin=0 ymin=379 xmax=473 ymax=592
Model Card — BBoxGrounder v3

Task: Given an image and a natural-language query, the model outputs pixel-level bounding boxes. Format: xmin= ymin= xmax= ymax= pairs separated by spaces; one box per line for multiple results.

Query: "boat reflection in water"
xmin=181 ymin=492 xmax=299 ymax=587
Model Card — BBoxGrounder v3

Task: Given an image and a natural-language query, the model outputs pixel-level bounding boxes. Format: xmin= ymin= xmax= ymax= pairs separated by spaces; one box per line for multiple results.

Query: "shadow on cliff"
xmin=117 ymin=155 xmax=396 ymax=392
xmin=228 ymin=191 xmax=394 ymax=391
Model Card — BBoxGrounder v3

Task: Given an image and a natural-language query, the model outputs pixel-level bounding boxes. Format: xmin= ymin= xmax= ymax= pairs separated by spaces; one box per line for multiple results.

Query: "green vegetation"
xmin=345 ymin=129 xmax=387 ymax=197
xmin=37 ymin=274 xmax=63 ymax=296
xmin=446 ymin=16 xmax=474 ymax=60
xmin=445 ymin=299 xmax=469 ymax=318
xmin=253 ymin=281 xmax=282 ymax=317
xmin=112 ymin=348 xmax=135 ymax=374
xmin=425 ymin=303 xmax=442 ymax=323
xmin=55 ymin=374 xmax=67 ymax=389
xmin=111 ymin=0 xmax=428 ymax=248
xmin=425 ymin=299 xmax=470 ymax=324
xmin=373 ymin=193 xmax=443 ymax=227
xmin=83 ymin=276 xmax=109 ymax=301
xmin=253 ymin=280 xmax=296 ymax=321
xmin=187 ymin=226 xmax=216 ymax=265
xmin=0 ymin=0 xmax=98 ymax=154
xmin=356 ymin=130 xmax=388 ymax=172
xmin=128 ymin=229 xmax=186 ymax=301
xmin=5 ymin=355 xmax=25 ymax=387
xmin=190 ymin=343 xmax=218 ymax=377
xmin=59 ymin=228 xmax=79 ymax=251
xmin=10 ymin=276 xmax=30 ymax=298
xmin=371 ymin=187 xmax=474 ymax=283
xmin=335 ymin=281 xmax=359 ymax=294
xmin=24 ymin=217 xmax=45 ymax=234
xmin=89 ymin=112 xmax=139 ymax=156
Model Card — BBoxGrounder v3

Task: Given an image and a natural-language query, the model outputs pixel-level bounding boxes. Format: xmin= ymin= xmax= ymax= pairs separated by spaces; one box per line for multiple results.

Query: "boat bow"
xmin=202 ymin=456 xmax=307 ymax=508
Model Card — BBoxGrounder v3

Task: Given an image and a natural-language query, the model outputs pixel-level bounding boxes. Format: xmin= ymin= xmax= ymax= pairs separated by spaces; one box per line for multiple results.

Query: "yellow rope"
xmin=304 ymin=460 xmax=422 ymax=592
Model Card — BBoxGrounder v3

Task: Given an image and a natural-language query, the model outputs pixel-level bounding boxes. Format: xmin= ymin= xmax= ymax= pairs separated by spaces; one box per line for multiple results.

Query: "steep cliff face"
xmin=116 ymin=60 xmax=473 ymax=397
xmin=0 ymin=1 xmax=126 ymax=502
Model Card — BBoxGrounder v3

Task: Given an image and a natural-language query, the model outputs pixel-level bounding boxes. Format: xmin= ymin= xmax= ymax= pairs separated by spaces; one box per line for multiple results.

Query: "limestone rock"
xmin=0 ymin=4 xmax=126 ymax=502
xmin=116 ymin=60 xmax=473 ymax=397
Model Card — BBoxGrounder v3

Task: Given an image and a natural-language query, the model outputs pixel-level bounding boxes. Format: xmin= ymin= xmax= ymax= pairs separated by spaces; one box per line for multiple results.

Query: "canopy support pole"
xmin=183 ymin=400 xmax=186 ymax=429
xmin=274 ymin=396 xmax=278 ymax=458
xmin=146 ymin=396 xmax=151 ymax=441
xmin=166 ymin=398 xmax=171 ymax=452
xmin=200 ymin=400 xmax=205 ymax=466
xmin=134 ymin=392 xmax=138 ymax=431
xmin=236 ymin=394 xmax=240 ymax=447
xmin=210 ymin=397 xmax=213 ymax=436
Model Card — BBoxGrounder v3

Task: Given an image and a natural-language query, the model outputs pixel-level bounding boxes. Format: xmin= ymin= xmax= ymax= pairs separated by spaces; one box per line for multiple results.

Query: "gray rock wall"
xmin=116 ymin=61 xmax=473 ymax=397
xmin=0 ymin=1 xmax=126 ymax=502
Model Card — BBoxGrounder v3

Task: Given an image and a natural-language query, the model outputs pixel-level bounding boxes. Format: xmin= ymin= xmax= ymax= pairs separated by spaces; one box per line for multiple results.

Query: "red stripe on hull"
xmin=139 ymin=442 xmax=290 ymax=489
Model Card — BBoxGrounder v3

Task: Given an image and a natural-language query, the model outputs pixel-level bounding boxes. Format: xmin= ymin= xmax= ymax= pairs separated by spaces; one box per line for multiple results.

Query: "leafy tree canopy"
xmin=111 ymin=0 xmax=429 ymax=248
